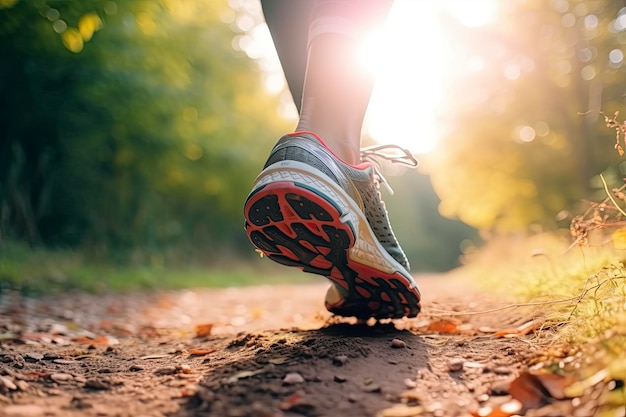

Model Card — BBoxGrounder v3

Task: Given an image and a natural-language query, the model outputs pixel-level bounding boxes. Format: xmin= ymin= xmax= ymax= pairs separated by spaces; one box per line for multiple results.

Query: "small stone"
xmin=0 ymin=375 xmax=17 ymax=390
xmin=73 ymin=375 xmax=87 ymax=383
xmin=43 ymin=353 xmax=61 ymax=360
xmin=22 ymin=353 xmax=43 ymax=362
xmin=447 ymin=358 xmax=464 ymax=372
xmin=333 ymin=355 xmax=349 ymax=366
xmin=15 ymin=380 xmax=30 ymax=391
xmin=362 ymin=384 xmax=381 ymax=393
xmin=403 ymin=378 xmax=417 ymax=388
xmin=334 ymin=375 xmax=347 ymax=383
xmin=129 ymin=365 xmax=144 ymax=372
xmin=493 ymin=366 xmax=512 ymax=375
xmin=50 ymin=373 xmax=74 ymax=382
xmin=178 ymin=364 xmax=192 ymax=374
xmin=53 ymin=359 xmax=76 ymax=365
xmin=84 ymin=379 xmax=111 ymax=390
xmin=154 ymin=367 xmax=178 ymax=376
xmin=348 ymin=393 xmax=362 ymax=402
xmin=282 ymin=372 xmax=305 ymax=385
xmin=390 ymin=339 xmax=407 ymax=349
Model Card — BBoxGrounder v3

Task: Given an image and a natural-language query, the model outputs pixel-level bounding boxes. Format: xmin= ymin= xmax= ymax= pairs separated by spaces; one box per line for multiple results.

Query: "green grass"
xmin=0 ymin=242 xmax=314 ymax=295
xmin=461 ymin=232 xmax=626 ymax=416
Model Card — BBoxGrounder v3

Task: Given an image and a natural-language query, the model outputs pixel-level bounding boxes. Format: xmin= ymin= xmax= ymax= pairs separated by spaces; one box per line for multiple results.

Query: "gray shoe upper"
xmin=264 ymin=133 xmax=411 ymax=271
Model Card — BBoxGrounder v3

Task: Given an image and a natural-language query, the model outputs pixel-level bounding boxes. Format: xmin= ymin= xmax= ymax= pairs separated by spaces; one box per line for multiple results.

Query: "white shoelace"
xmin=360 ymin=144 xmax=419 ymax=195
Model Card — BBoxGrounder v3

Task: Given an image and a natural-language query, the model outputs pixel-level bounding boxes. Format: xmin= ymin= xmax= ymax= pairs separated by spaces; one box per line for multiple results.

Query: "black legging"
xmin=260 ymin=0 xmax=393 ymax=114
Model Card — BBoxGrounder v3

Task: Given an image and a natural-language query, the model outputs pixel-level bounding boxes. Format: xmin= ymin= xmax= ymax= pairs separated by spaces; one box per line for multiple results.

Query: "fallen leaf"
xmin=194 ymin=323 xmax=214 ymax=338
xmin=427 ymin=320 xmax=458 ymax=334
xmin=279 ymin=393 xmax=303 ymax=410
xmin=71 ymin=335 xmax=113 ymax=345
xmin=225 ymin=368 xmax=266 ymax=384
xmin=140 ymin=354 xmax=170 ymax=360
xmin=508 ymin=371 xmax=571 ymax=410
xmin=495 ymin=320 xmax=538 ymax=338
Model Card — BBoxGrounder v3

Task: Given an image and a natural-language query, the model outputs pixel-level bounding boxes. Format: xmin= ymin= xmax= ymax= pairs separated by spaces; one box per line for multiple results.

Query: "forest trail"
xmin=0 ymin=274 xmax=583 ymax=417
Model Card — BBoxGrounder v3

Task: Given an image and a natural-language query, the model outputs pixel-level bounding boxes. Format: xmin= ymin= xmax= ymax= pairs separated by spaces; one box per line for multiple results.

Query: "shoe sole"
xmin=244 ymin=162 xmax=421 ymax=319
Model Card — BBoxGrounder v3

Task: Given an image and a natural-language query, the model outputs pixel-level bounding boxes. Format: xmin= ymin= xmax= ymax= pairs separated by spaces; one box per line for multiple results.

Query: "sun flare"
xmin=248 ymin=0 xmax=497 ymax=155
xmin=363 ymin=0 xmax=497 ymax=155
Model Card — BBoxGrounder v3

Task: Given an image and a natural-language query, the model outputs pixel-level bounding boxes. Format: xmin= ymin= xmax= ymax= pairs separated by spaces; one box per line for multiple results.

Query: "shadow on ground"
xmin=175 ymin=322 xmax=430 ymax=417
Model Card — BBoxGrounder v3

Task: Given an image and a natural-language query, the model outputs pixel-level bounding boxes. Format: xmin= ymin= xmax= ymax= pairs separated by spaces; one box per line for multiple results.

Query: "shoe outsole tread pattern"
xmin=244 ymin=179 xmax=421 ymax=319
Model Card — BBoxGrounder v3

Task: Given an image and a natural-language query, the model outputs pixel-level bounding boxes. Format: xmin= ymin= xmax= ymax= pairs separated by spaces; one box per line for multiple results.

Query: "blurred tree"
xmin=0 ymin=0 xmax=290 ymax=261
xmin=426 ymin=0 xmax=626 ymax=232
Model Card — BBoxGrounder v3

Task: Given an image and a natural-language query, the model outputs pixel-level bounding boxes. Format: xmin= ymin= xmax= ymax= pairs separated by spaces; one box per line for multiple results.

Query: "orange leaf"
xmin=188 ymin=348 xmax=216 ymax=356
xmin=427 ymin=320 xmax=458 ymax=333
xmin=279 ymin=393 xmax=303 ymax=411
xmin=495 ymin=320 xmax=538 ymax=338
xmin=508 ymin=371 xmax=571 ymax=411
xmin=194 ymin=323 xmax=214 ymax=338
xmin=72 ymin=335 xmax=110 ymax=344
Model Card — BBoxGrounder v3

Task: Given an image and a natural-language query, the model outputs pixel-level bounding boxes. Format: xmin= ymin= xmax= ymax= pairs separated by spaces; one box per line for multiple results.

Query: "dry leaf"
xmin=279 ymin=393 xmax=303 ymax=410
xmin=427 ymin=320 xmax=458 ymax=334
xmin=509 ymin=371 xmax=571 ymax=411
xmin=194 ymin=323 xmax=214 ymax=338
xmin=72 ymin=335 xmax=112 ymax=345
xmin=495 ymin=320 xmax=538 ymax=338
xmin=188 ymin=348 xmax=215 ymax=356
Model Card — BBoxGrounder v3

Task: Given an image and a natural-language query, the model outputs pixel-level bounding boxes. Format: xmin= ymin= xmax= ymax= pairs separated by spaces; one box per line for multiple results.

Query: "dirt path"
xmin=0 ymin=275 xmax=583 ymax=417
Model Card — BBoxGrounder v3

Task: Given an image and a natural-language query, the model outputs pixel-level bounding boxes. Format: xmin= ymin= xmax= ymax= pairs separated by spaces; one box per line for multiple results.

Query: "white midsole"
xmin=252 ymin=160 xmax=411 ymax=278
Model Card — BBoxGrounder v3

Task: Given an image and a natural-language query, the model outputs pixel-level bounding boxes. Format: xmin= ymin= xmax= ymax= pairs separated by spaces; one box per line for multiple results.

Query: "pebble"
xmin=282 ymin=372 xmax=304 ymax=385
xmin=22 ymin=353 xmax=43 ymax=362
xmin=403 ymin=378 xmax=417 ymax=388
xmin=332 ymin=355 xmax=349 ymax=366
xmin=178 ymin=364 xmax=192 ymax=374
xmin=50 ymin=373 xmax=73 ymax=382
xmin=84 ymin=379 xmax=110 ymax=390
xmin=390 ymin=339 xmax=407 ymax=349
xmin=53 ymin=359 xmax=76 ymax=365
xmin=334 ymin=375 xmax=347 ymax=383
xmin=0 ymin=375 xmax=17 ymax=390
xmin=362 ymin=384 xmax=381 ymax=393
xmin=348 ymin=393 xmax=362 ymax=403
xmin=129 ymin=365 xmax=144 ymax=372
xmin=16 ymin=380 xmax=30 ymax=391
xmin=447 ymin=358 xmax=465 ymax=372
xmin=154 ymin=367 xmax=178 ymax=376
xmin=493 ymin=366 xmax=512 ymax=375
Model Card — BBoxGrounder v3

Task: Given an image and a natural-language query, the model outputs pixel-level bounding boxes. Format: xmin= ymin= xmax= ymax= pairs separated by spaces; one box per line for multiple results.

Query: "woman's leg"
xmin=261 ymin=0 xmax=393 ymax=164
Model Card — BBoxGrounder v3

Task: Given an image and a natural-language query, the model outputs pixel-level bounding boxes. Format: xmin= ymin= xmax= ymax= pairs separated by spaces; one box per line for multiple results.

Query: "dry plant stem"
xmin=600 ymin=174 xmax=626 ymax=217
xmin=427 ymin=276 xmax=626 ymax=317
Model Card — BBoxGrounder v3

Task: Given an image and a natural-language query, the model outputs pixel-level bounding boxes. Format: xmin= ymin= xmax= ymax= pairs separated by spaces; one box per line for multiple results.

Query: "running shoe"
xmin=243 ymin=132 xmax=421 ymax=319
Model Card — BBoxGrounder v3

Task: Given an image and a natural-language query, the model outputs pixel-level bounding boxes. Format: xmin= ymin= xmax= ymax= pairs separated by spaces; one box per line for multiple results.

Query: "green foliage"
xmin=0 ymin=240 xmax=311 ymax=294
xmin=0 ymin=0 xmax=290 ymax=259
xmin=427 ymin=0 xmax=626 ymax=232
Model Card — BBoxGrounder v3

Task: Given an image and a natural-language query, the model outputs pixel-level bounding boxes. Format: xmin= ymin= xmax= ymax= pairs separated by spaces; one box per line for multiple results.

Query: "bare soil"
xmin=0 ymin=275 xmax=585 ymax=417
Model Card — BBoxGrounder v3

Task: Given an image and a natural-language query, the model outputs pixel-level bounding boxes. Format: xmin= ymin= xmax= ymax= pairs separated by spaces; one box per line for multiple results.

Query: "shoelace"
xmin=360 ymin=144 xmax=419 ymax=195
